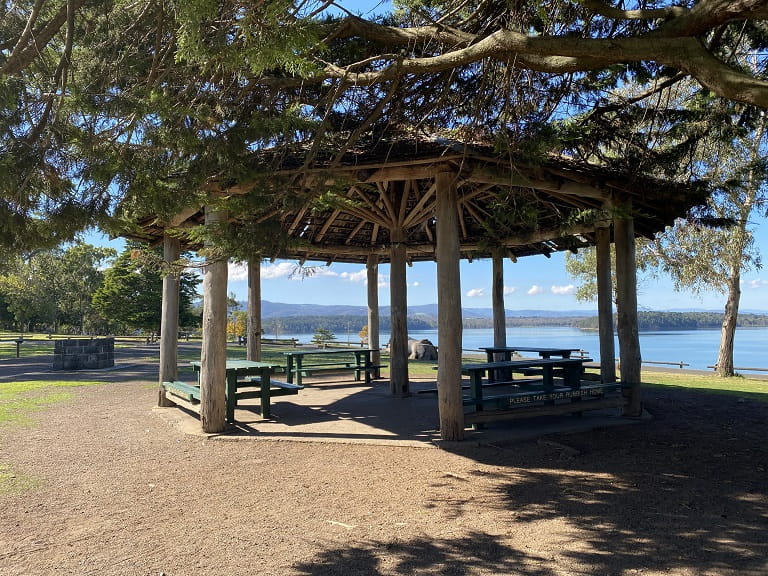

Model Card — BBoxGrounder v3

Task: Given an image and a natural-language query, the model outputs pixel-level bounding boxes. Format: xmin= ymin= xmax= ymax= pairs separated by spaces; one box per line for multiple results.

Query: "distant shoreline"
xmin=260 ymin=310 xmax=768 ymax=334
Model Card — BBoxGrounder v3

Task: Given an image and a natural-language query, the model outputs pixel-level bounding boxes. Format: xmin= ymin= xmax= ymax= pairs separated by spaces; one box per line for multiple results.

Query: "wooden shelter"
xmin=135 ymin=138 xmax=708 ymax=441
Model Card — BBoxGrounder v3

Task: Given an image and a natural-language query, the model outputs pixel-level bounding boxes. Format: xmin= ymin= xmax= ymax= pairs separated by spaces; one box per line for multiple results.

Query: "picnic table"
xmin=284 ymin=348 xmax=383 ymax=386
xmin=478 ymin=346 xmax=583 ymax=383
xmin=187 ymin=359 xmax=298 ymax=421
xmin=462 ymin=358 xmax=590 ymax=411
xmin=479 ymin=345 xmax=581 ymax=361
xmin=460 ymin=357 xmax=624 ymax=425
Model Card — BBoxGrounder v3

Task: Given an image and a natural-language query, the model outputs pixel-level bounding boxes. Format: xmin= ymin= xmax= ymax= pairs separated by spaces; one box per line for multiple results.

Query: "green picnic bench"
xmin=165 ymin=359 xmax=305 ymax=422
xmin=459 ymin=357 xmax=627 ymax=426
xmin=161 ymin=378 xmax=303 ymax=420
xmin=284 ymin=348 xmax=385 ymax=386
xmin=239 ymin=377 xmax=303 ymax=419
xmin=162 ymin=380 xmax=201 ymax=403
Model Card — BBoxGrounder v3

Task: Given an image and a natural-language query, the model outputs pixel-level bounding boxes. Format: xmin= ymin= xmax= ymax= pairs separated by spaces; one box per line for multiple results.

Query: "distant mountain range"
xmin=259 ymin=300 xmax=596 ymax=319
xmin=256 ymin=300 xmax=767 ymax=319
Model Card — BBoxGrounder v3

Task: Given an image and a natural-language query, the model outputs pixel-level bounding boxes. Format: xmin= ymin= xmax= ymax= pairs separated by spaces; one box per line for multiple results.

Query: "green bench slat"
xmin=464 ymin=382 xmax=625 ymax=409
xmin=239 ymin=377 xmax=304 ymax=401
xmin=162 ymin=381 xmax=201 ymax=403
xmin=244 ymin=376 xmax=303 ymax=390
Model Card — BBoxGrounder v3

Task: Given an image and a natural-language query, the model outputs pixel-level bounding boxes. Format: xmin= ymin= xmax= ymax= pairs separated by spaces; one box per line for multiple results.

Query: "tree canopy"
xmin=3 ymin=1 xmax=768 ymax=253
xmin=91 ymin=242 xmax=200 ymax=334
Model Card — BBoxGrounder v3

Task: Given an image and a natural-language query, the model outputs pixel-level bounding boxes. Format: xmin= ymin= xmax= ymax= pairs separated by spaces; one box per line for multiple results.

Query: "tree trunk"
xmin=435 ymin=171 xmax=464 ymax=441
xmin=614 ymin=212 xmax=642 ymax=416
xmin=595 ymin=224 xmax=616 ymax=383
xmin=158 ymin=233 xmax=181 ymax=406
xmin=389 ymin=231 xmax=409 ymax=396
xmin=246 ymin=259 xmax=262 ymax=361
xmin=199 ymin=207 xmax=228 ymax=433
xmin=716 ymin=270 xmax=741 ymax=376
xmin=367 ymin=254 xmax=381 ymax=378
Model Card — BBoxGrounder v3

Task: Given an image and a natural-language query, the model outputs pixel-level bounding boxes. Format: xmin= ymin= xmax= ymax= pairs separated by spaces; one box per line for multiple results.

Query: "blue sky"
xmin=221 ymin=239 xmax=768 ymax=312
xmin=89 ymin=225 xmax=768 ymax=312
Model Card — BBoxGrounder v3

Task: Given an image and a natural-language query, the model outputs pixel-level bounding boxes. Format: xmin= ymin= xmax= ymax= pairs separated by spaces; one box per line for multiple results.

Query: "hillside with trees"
xmin=574 ymin=311 xmax=768 ymax=332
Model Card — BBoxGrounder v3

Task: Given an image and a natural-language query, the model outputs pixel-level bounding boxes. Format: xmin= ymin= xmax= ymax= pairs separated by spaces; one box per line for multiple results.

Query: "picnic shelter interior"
xmin=128 ymin=137 xmax=707 ymax=441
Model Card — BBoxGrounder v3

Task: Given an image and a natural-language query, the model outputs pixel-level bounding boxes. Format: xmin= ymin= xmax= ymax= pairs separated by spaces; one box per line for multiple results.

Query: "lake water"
xmin=278 ymin=326 xmax=768 ymax=372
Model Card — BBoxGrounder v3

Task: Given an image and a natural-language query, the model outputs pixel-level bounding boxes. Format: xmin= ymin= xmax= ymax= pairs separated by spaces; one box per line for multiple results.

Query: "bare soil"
xmin=1 ymin=366 xmax=767 ymax=575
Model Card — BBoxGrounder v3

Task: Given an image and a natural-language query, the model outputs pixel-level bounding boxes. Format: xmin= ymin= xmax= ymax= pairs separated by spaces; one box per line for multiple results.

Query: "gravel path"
xmin=1 ymin=362 xmax=767 ymax=575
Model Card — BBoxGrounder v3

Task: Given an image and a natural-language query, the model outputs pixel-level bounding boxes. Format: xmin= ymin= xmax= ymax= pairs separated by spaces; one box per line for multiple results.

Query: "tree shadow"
xmin=293 ymin=532 xmax=551 ymax=576
xmin=428 ymin=386 xmax=768 ymax=574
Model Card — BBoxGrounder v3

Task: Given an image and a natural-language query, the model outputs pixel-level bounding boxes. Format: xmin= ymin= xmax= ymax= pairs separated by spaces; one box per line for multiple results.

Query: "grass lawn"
xmin=0 ymin=380 xmax=103 ymax=428
xmin=642 ymin=370 xmax=768 ymax=401
xmin=0 ymin=379 xmax=102 ymax=493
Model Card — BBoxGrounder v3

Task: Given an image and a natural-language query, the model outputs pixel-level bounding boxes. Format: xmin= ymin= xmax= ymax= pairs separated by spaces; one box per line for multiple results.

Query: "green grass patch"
xmin=642 ymin=371 xmax=768 ymax=401
xmin=0 ymin=379 xmax=102 ymax=494
xmin=0 ymin=380 xmax=102 ymax=427
xmin=0 ymin=463 xmax=40 ymax=494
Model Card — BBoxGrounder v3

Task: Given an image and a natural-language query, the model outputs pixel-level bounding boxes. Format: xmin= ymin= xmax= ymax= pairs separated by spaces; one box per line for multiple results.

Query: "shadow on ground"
xmin=292 ymin=387 xmax=768 ymax=575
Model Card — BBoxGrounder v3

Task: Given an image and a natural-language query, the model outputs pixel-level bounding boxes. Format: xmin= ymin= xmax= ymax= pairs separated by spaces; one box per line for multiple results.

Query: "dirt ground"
xmin=1 ymin=358 xmax=767 ymax=575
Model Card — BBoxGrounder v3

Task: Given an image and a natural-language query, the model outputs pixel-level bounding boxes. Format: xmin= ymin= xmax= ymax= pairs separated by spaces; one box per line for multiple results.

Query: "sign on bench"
xmin=459 ymin=357 xmax=626 ymax=424
xmin=469 ymin=383 xmax=624 ymax=410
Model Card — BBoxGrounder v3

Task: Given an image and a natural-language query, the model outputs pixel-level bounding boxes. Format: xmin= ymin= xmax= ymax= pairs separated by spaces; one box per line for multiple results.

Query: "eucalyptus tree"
xmin=563 ymin=69 xmax=767 ymax=378
xmin=644 ymin=116 xmax=767 ymax=377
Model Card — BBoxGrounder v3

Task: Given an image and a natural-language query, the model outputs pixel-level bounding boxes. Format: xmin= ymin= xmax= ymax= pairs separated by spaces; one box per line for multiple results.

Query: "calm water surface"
xmin=280 ymin=326 xmax=768 ymax=371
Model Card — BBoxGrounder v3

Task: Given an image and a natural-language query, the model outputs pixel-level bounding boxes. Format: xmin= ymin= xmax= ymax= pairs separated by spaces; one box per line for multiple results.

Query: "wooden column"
xmin=158 ymin=232 xmax=180 ymax=407
xmin=595 ymin=223 xmax=617 ymax=383
xmin=435 ymin=170 xmax=464 ymax=441
xmin=246 ymin=258 xmax=262 ymax=361
xmin=491 ymin=248 xmax=507 ymax=356
xmin=367 ymin=254 xmax=381 ymax=378
xmin=389 ymin=231 xmax=409 ymax=396
xmin=614 ymin=209 xmax=642 ymax=416
xmin=199 ymin=207 xmax=228 ymax=433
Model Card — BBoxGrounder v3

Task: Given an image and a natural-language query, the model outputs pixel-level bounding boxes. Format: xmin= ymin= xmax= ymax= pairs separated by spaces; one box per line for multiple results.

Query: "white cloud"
xmin=339 ymin=270 xmax=368 ymax=283
xmin=260 ymin=262 xmax=299 ymax=279
xmin=551 ymin=284 xmax=576 ymax=295
xmin=228 ymin=262 xmax=249 ymax=281
xmin=747 ymin=278 xmax=768 ymax=289
xmin=410 ymin=281 xmax=420 ymax=288
xmin=527 ymin=285 xmax=544 ymax=295
xmin=466 ymin=288 xmax=486 ymax=298
xmin=309 ymin=266 xmax=339 ymax=278
xmin=503 ymin=285 xmax=516 ymax=295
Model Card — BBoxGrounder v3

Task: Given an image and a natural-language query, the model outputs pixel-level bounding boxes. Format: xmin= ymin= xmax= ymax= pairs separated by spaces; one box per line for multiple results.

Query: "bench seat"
xmin=162 ymin=381 xmax=200 ymax=403
xmin=465 ymin=382 xmax=625 ymax=411
xmin=239 ymin=377 xmax=304 ymax=418
xmin=163 ymin=377 xmax=305 ymax=421
xmin=293 ymin=364 xmax=387 ymax=380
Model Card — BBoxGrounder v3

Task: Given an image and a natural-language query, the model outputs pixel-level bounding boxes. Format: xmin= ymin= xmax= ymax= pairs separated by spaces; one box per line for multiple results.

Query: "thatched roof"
xmin=128 ymin=138 xmax=708 ymax=264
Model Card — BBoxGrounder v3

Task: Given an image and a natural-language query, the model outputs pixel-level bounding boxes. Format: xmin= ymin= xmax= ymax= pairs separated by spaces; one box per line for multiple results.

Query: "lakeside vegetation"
xmin=574 ymin=311 xmax=768 ymax=331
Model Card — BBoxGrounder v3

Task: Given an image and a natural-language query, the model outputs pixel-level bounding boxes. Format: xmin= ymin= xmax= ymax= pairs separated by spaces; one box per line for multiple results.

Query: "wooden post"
xmin=595 ymin=222 xmax=617 ymax=383
xmin=491 ymin=248 xmax=507 ymax=357
xmin=367 ymin=254 xmax=381 ymax=378
xmin=247 ymin=258 xmax=262 ymax=361
xmin=614 ymin=208 xmax=642 ymax=416
xmin=389 ymin=231 xmax=410 ymax=396
xmin=158 ymin=233 xmax=180 ymax=407
xmin=199 ymin=207 xmax=228 ymax=433
xmin=435 ymin=170 xmax=464 ymax=441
